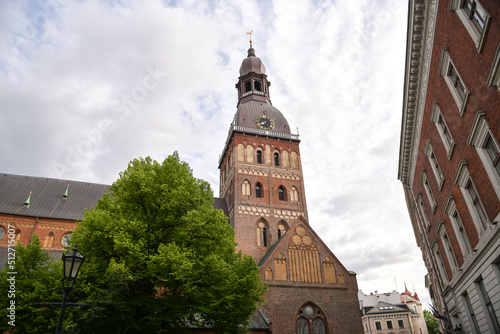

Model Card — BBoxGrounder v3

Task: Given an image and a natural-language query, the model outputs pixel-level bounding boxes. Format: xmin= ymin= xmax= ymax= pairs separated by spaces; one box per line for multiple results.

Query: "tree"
xmin=69 ymin=154 xmax=265 ymax=333
xmin=0 ymin=235 xmax=63 ymax=334
xmin=424 ymin=309 xmax=438 ymax=334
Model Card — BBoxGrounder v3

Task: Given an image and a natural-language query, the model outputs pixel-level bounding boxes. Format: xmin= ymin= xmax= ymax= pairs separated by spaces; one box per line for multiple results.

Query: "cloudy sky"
xmin=0 ymin=0 xmax=431 ymax=306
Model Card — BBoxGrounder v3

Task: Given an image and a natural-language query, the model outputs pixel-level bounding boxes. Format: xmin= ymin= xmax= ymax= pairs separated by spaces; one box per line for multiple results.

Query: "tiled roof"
xmin=0 ymin=173 xmax=109 ymax=221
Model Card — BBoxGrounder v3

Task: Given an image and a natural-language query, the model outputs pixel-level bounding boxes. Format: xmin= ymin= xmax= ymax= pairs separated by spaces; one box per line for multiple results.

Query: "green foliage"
xmin=0 ymin=235 xmax=63 ymax=333
xmin=424 ymin=309 xmax=438 ymax=334
xmin=69 ymin=153 xmax=265 ymax=333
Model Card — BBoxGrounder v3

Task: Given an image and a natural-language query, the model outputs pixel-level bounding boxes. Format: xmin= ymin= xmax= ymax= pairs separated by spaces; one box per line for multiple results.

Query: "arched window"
xmin=15 ymin=229 xmax=22 ymax=242
xmin=242 ymin=180 xmax=251 ymax=196
xmin=0 ymin=226 xmax=5 ymax=240
xmin=256 ymin=221 xmax=269 ymax=247
xmin=277 ymin=221 xmax=288 ymax=239
xmin=278 ymin=186 xmax=286 ymax=201
xmin=244 ymin=81 xmax=251 ymax=92
xmin=257 ymin=150 xmax=263 ymax=164
xmin=256 ymin=183 xmax=263 ymax=198
xmin=297 ymin=318 xmax=309 ymax=334
xmin=274 ymin=152 xmax=280 ymax=166
xmin=43 ymin=232 xmax=55 ymax=248
xmin=296 ymin=303 xmax=328 ymax=334
xmin=291 ymin=186 xmax=299 ymax=202
xmin=254 ymin=81 xmax=262 ymax=91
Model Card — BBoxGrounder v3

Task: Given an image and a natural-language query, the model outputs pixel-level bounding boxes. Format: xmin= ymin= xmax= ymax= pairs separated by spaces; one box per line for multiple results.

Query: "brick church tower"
xmin=218 ymin=44 xmax=363 ymax=334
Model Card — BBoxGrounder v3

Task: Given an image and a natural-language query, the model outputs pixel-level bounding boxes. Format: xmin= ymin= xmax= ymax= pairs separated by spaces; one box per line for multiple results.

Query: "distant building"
xmin=398 ymin=0 xmax=500 ymax=333
xmin=359 ymin=288 xmax=428 ymax=334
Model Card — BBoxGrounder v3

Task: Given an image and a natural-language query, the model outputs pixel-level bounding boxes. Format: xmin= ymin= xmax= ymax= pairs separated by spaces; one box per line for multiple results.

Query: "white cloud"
xmin=0 ymin=0 xmax=430 ymax=308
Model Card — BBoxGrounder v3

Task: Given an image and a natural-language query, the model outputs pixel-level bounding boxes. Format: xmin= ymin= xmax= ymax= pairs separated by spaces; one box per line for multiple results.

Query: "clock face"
xmin=255 ymin=115 xmax=275 ymax=130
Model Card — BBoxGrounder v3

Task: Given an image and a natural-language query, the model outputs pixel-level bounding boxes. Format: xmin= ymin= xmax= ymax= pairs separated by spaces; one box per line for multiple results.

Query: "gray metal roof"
xmin=234 ymin=100 xmax=291 ymax=134
xmin=364 ymin=301 xmax=414 ymax=315
xmin=0 ymin=173 xmax=109 ymax=221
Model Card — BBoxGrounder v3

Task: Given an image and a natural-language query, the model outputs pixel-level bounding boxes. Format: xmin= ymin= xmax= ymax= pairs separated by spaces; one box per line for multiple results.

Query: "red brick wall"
xmin=412 ymin=0 xmax=500 ymax=279
xmin=0 ymin=213 xmax=75 ymax=250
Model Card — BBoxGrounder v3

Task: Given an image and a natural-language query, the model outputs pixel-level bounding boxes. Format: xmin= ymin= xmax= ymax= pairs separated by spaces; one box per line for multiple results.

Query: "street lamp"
xmin=55 ymin=245 xmax=85 ymax=334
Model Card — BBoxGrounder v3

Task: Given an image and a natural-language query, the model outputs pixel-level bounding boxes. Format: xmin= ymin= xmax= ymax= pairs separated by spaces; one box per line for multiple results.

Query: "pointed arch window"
xmin=278 ymin=186 xmax=286 ymax=201
xmin=244 ymin=81 xmax=251 ymax=92
xmin=291 ymin=186 xmax=299 ymax=202
xmin=277 ymin=221 xmax=288 ymax=240
xmin=256 ymin=221 xmax=269 ymax=247
xmin=43 ymin=232 xmax=55 ymax=248
xmin=296 ymin=303 xmax=328 ymax=334
xmin=242 ymin=180 xmax=251 ymax=196
xmin=274 ymin=152 xmax=280 ymax=166
xmin=257 ymin=150 xmax=263 ymax=164
xmin=256 ymin=183 xmax=263 ymax=198
xmin=15 ymin=229 xmax=22 ymax=242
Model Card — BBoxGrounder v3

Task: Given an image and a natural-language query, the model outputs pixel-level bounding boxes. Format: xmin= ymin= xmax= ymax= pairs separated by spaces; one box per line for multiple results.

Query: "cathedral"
xmin=0 ymin=45 xmax=363 ymax=333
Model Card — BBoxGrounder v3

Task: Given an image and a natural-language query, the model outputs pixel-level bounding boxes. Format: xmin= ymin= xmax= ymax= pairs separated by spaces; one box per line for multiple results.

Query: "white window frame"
xmin=449 ymin=0 xmax=491 ymax=53
xmin=444 ymin=195 xmax=472 ymax=259
xmin=431 ymin=239 xmax=449 ymax=285
xmin=454 ymin=161 xmax=490 ymax=234
xmin=486 ymin=43 xmax=500 ymax=90
xmin=417 ymin=193 xmax=432 ymax=232
xmin=422 ymin=171 xmax=437 ymax=213
xmin=431 ymin=102 xmax=455 ymax=159
xmin=467 ymin=110 xmax=500 ymax=200
xmin=437 ymin=220 xmax=459 ymax=274
xmin=438 ymin=48 xmax=470 ymax=116
xmin=425 ymin=141 xmax=445 ymax=190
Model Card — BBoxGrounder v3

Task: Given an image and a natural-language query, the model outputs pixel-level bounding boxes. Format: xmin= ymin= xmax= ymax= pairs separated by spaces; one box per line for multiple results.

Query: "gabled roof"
xmin=0 ymin=173 xmax=109 ymax=221
xmin=364 ymin=301 xmax=414 ymax=315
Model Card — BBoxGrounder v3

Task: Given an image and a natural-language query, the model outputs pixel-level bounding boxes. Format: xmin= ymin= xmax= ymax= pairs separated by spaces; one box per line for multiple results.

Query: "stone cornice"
xmin=398 ymin=0 xmax=438 ymax=187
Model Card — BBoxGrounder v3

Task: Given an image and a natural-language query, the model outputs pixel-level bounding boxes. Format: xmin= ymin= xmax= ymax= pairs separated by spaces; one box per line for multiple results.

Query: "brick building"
xmin=0 ymin=45 xmax=363 ymax=333
xmin=398 ymin=0 xmax=500 ymax=333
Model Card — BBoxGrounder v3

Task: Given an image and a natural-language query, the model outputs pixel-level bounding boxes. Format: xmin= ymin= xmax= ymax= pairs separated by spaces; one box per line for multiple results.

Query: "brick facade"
xmin=399 ymin=1 xmax=500 ymax=333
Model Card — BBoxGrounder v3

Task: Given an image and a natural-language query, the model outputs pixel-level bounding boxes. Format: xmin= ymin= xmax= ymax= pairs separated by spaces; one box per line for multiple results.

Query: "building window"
xmin=290 ymin=186 xmax=299 ymax=202
xmin=242 ymin=180 xmax=251 ymax=196
xmin=454 ymin=161 xmax=489 ymax=234
xmin=487 ymin=43 xmax=500 ymax=90
xmin=386 ymin=321 xmax=393 ymax=329
xmin=444 ymin=196 xmax=472 ymax=259
xmin=432 ymin=240 xmax=449 ymax=285
xmin=244 ymin=81 xmax=251 ymax=92
xmin=431 ymin=102 xmax=455 ymax=159
xmin=15 ymin=229 xmax=22 ymax=242
xmin=463 ymin=291 xmax=481 ymax=334
xmin=477 ymin=278 xmax=500 ymax=333
xmin=257 ymin=221 xmax=268 ymax=247
xmin=43 ymin=232 xmax=55 ymax=248
xmin=398 ymin=319 xmax=404 ymax=328
xmin=375 ymin=321 xmax=382 ymax=330
xmin=0 ymin=226 xmax=5 ymax=240
xmin=61 ymin=233 xmax=72 ymax=247
xmin=274 ymin=152 xmax=280 ymax=166
xmin=296 ymin=304 xmax=328 ymax=334
xmin=438 ymin=49 xmax=470 ymax=116
xmin=450 ymin=0 xmax=491 ymax=52
xmin=468 ymin=110 xmax=500 ymax=200
xmin=256 ymin=183 xmax=263 ymax=198
xmin=438 ymin=221 xmax=459 ymax=273
xmin=425 ymin=142 xmax=445 ymax=190
xmin=257 ymin=150 xmax=263 ymax=164
xmin=254 ymin=81 xmax=262 ymax=92
xmin=417 ymin=194 xmax=431 ymax=231
xmin=421 ymin=171 xmax=437 ymax=213
xmin=278 ymin=186 xmax=286 ymax=201
xmin=277 ymin=222 xmax=288 ymax=240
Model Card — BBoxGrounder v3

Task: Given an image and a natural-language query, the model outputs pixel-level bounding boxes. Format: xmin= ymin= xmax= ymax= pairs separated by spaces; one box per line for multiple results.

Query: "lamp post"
xmin=55 ymin=245 xmax=85 ymax=334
